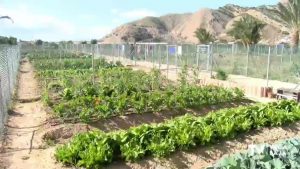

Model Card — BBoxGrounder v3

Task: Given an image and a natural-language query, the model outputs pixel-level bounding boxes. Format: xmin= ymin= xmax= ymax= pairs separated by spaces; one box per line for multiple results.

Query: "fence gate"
xmin=196 ymin=45 xmax=211 ymax=71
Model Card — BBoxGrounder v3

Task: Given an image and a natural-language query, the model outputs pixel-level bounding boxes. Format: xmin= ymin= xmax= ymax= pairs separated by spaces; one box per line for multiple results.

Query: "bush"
xmin=216 ymin=69 xmax=228 ymax=80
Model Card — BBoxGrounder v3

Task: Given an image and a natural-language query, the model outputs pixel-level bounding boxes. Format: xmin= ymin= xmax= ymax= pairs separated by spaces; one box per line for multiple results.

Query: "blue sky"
xmin=0 ymin=0 xmax=279 ymax=41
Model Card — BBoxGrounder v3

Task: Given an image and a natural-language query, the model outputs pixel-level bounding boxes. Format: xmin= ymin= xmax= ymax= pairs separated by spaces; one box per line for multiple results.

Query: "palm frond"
xmin=0 ymin=16 xmax=14 ymax=23
xmin=274 ymin=0 xmax=300 ymax=29
xmin=194 ymin=28 xmax=214 ymax=44
xmin=227 ymin=15 xmax=265 ymax=45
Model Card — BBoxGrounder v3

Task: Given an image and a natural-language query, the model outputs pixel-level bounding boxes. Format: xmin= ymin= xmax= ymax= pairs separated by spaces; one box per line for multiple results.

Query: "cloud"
xmin=0 ymin=4 xmax=112 ymax=41
xmin=0 ymin=4 xmax=75 ymax=36
xmin=0 ymin=4 xmax=76 ymax=40
xmin=110 ymin=9 xmax=119 ymax=14
xmin=119 ymin=9 xmax=157 ymax=19
xmin=79 ymin=14 xmax=97 ymax=21
xmin=30 ymin=26 xmax=112 ymax=41
xmin=79 ymin=26 xmax=112 ymax=39
xmin=111 ymin=8 xmax=157 ymax=21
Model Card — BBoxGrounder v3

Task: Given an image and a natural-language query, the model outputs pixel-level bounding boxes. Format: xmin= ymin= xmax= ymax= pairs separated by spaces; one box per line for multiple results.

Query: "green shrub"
xmin=216 ymin=69 xmax=228 ymax=80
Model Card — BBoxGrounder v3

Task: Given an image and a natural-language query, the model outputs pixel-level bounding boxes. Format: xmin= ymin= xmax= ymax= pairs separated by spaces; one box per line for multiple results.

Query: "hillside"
xmin=100 ymin=3 xmax=288 ymax=44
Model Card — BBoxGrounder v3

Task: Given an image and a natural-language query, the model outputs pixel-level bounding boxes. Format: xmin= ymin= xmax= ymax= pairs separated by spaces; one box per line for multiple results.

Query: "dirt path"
xmin=0 ymin=58 xmax=63 ymax=169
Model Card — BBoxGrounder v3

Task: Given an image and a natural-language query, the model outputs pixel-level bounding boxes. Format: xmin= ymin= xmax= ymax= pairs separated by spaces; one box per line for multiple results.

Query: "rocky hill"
xmin=100 ymin=3 xmax=288 ymax=44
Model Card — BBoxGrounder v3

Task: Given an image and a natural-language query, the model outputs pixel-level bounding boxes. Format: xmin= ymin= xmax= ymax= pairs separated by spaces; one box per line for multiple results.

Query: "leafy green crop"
xmin=38 ymin=65 xmax=244 ymax=121
xmin=30 ymin=50 xmax=244 ymax=122
xmin=208 ymin=138 xmax=300 ymax=169
xmin=55 ymin=100 xmax=300 ymax=168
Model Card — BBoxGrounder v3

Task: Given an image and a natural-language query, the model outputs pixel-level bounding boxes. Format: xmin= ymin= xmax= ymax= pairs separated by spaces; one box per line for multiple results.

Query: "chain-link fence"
xmin=59 ymin=43 xmax=298 ymax=83
xmin=0 ymin=45 xmax=21 ymax=136
xmin=27 ymin=42 xmax=300 ymax=97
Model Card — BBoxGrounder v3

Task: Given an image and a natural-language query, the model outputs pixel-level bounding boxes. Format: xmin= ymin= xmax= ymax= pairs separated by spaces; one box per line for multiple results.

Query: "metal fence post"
xmin=207 ymin=45 xmax=210 ymax=71
xmin=5 ymin=48 xmax=11 ymax=96
xmin=196 ymin=46 xmax=199 ymax=69
xmin=159 ymin=45 xmax=161 ymax=70
xmin=266 ymin=46 xmax=271 ymax=87
xmin=210 ymin=44 xmax=213 ymax=78
xmin=289 ymin=47 xmax=293 ymax=63
xmin=152 ymin=45 xmax=154 ymax=68
xmin=246 ymin=45 xmax=250 ymax=76
xmin=92 ymin=45 xmax=95 ymax=85
xmin=175 ymin=46 xmax=178 ymax=74
xmin=167 ymin=45 xmax=169 ymax=79
xmin=0 ymin=78 xmax=4 ymax=134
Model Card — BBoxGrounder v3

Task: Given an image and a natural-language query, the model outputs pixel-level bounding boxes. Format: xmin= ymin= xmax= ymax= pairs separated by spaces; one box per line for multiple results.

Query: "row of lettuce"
xmin=29 ymin=53 xmax=244 ymax=122
xmin=55 ymin=100 xmax=300 ymax=168
xmin=208 ymin=138 xmax=300 ymax=168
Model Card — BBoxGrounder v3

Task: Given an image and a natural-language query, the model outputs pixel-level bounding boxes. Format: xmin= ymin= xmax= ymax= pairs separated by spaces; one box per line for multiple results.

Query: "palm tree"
xmin=0 ymin=16 xmax=13 ymax=23
xmin=91 ymin=39 xmax=98 ymax=44
xmin=228 ymin=15 xmax=265 ymax=46
xmin=273 ymin=0 xmax=300 ymax=48
xmin=228 ymin=15 xmax=265 ymax=76
xmin=194 ymin=28 xmax=214 ymax=44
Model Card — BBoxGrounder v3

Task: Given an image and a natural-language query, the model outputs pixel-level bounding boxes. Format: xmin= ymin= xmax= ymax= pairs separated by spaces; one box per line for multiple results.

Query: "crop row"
xmin=41 ymin=67 xmax=243 ymax=121
xmin=208 ymin=138 xmax=300 ymax=168
xmin=55 ymin=100 xmax=300 ymax=168
xmin=32 ymin=57 xmax=121 ymax=70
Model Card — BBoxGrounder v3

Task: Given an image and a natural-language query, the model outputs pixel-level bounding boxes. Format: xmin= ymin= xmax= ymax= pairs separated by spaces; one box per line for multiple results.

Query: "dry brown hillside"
xmin=101 ymin=3 xmax=288 ymax=44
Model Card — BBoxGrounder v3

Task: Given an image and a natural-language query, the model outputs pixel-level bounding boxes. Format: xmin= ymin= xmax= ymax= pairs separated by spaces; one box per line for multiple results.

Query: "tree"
xmin=0 ymin=36 xmax=17 ymax=45
xmin=8 ymin=37 xmax=17 ymax=45
xmin=228 ymin=15 xmax=265 ymax=76
xmin=0 ymin=36 xmax=8 ymax=44
xmin=273 ymin=0 xmax=300 ymax=48
xmin=49 ymin=42 xmax=58 ymax=49
xmin=194 ymin=28 xmax=214 ymax=44
xmin=228 ymin=15 xmax=265 ymax=46
xmin=35 ymin=39 xmax=43 ymax=46
xmin=91 ymin=39 xmax=98 ymax=44
xmin=81 ymin=41 xmax=87 ymax=44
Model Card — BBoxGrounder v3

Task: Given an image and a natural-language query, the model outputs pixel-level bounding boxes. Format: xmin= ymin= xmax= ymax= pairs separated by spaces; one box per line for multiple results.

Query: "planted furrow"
xmin=55 ymin=100 xmax=300 ymax=168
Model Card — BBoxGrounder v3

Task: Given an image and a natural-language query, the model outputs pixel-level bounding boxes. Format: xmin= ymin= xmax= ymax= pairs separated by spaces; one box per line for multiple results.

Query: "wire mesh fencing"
xmin=29 ymin=42 xmax=300 ymax=89
xmin=0 ymin=45 xmax=21 ymax=136
xmin=62 ymin=43 xmax=297 ymax=83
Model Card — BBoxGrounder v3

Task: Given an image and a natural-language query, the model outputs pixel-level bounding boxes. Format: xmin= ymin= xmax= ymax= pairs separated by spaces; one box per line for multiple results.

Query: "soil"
xmin=0 ymin=58 xmax=65 ymax=169
xmin=42 ymin=100 xmax=252 ymax=145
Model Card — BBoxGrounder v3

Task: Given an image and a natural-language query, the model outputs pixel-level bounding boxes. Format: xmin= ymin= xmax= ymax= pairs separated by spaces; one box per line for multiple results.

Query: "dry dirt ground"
xmin=1 ymin=57 xmax=300 ymax=169
xmin=0 ymin=58 xmax=65 ymax=169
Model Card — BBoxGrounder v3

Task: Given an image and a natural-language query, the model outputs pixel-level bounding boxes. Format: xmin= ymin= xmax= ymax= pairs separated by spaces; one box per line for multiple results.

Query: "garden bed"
xmin=55 ymin=100 xmax=300 ymax=168
xmin=28 ymin=52 xmax=245 ymax=123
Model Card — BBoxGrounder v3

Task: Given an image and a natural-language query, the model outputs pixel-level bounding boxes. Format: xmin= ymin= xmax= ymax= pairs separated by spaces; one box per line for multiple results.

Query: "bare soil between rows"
xmin=43 ymin=100 xmax=252 ymax=144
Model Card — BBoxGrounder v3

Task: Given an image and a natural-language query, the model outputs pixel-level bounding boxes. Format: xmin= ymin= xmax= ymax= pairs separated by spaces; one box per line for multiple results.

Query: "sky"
xmin=0 ymin=0 xmax=279 ymax=41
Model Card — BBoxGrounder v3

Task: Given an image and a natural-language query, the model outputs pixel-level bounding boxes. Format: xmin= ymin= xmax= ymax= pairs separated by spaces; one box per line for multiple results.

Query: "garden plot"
xmin=28 ymin=51 xmax=244 ymax=123
xmin=55 ymin=100 xmax=300 ymax=168
xmin=16 ymin=50 xmax=300 ymax=169
xmin=3 ymin=50 xmax=300 ymax=169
